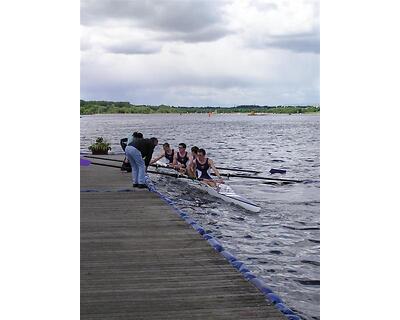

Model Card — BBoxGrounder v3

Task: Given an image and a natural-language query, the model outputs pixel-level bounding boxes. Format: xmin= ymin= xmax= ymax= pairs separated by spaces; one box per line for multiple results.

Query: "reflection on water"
xmin=81 ymin=113 xmax=320 ymax=320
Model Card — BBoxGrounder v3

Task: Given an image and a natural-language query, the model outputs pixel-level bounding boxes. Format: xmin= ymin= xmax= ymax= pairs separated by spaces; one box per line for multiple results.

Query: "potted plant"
xmin=88 ymin=137 xmax=112 ymax=155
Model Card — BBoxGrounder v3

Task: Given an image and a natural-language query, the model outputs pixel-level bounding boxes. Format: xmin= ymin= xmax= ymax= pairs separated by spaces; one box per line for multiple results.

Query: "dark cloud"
xmin=103 ymin=42 xmax=161 ymax=55
xmin=158 ymin=25 xmax=235 ymax=43
xmin=80 ymin=0 xmax=152 ymax=25
xmin=270 ymin=33 xmax=319 ymax=53
xmin=250 ymin=32 xmax=320 ymax=54
xmin=81 ymin=0 xmax=233 ymax=43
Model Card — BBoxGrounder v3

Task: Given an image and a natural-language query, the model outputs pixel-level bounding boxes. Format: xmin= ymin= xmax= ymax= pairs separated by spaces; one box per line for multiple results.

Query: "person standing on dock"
xmin=173 ymin=143 xmax=192 ymax=174
xmin=125 ymin=137 xmax=158 ymax=188
xmin=150 ymin=142 xmax=175 ymax=166
xmin=195 ymin=148 xmax=223 ymax=187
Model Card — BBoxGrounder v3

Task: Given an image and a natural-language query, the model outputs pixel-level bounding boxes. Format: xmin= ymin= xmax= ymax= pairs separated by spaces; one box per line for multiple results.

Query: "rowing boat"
xmin=187 ymin=179 xmax=261 ymax=212
xmin=152 ymin=161 xmax=261 ymax=213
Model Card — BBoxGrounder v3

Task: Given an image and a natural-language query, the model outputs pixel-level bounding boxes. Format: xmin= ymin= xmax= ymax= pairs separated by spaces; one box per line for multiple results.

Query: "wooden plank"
xmin=81 ymin=162 xmax=286 ymax=319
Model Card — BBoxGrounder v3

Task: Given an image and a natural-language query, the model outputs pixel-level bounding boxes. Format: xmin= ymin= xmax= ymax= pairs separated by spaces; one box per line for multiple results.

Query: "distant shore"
xmin=80 ymin=100 xmax=320 ymax=116
xmin=81 ymin=112 xmax=320 ymax=116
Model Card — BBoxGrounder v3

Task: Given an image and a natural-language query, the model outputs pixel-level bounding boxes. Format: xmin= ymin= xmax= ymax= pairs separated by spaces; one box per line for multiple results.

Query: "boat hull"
xmin=187 ymin=179 xmax=261 ymax=213
xmin=152 ymin=162 xmax=261 ymax=212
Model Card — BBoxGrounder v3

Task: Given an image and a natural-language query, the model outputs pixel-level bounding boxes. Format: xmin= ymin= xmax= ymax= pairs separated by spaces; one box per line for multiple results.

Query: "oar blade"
xmin=216 ymin=166 xmax=262 ymax=174
xmin=80 ymin=158 xmax=91 ymax=166
xmin=269 ymin=168 xmax=286 ymax=174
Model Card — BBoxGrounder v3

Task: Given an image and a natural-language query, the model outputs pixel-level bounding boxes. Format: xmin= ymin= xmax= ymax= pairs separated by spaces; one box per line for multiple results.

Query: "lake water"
xmin=81 ymin=113 xmax=320 ymax=320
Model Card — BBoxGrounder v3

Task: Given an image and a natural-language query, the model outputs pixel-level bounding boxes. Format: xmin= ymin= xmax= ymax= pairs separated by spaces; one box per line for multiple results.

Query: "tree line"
xmin=80 ymin=100 xmax=320 ymax=115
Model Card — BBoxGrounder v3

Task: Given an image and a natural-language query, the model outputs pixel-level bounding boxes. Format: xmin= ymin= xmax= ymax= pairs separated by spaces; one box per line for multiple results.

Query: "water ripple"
xmin=81 ymin=113 xmax=320 ymax=320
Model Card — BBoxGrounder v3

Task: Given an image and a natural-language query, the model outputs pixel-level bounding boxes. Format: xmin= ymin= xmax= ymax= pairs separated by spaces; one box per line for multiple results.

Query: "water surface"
xmin=81 ymin=113 xmax=320 ymax=320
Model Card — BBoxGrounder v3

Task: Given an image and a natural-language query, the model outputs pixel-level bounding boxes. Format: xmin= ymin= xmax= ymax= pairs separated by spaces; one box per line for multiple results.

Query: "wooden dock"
xmin=81 ymin=157 xmax=286 ymax=319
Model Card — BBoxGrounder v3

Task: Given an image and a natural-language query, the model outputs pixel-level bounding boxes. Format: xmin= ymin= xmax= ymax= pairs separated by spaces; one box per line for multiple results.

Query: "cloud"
xmin=80 ymin=25 xmax=162 ymax=55
xmin=81 ymin=41 xmax=319 ymax=105
xmin=80 ymin=0 xmax=150 ymax=26
xmin=226 ymin=0 xmax=320 ymax=54
xmin=157 ymin=25 xmax=235 ymax=43
xmin=250 ymin=31 xmax=320 ymax=53
xmin=80 ymin=0 xmax=320 ymax=105
xmin=102 ymin=40 xmax=161 ymax=55
xmin=81 ymin=0 xmax=233 ymax=43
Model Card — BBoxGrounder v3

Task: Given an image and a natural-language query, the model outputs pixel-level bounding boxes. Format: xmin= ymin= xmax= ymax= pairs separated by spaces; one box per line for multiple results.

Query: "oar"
xmin=149 ymin=166 xmax=301 ymax=183
xmin=211 ymin=172 xmax=303 ymax=183
xmin=269 ymin=168 xmax=286 ymax=174
xmin=147 ymin=170 xmax=302 ymax=184
xmin=150 ymin=161 xmax=301 ymax=183
xmin=214 ymin=166 xmax=261 ymax=174
xmin=81 ymin=159 xmax=302 ymax=183
xmin=81 ymin=158 xmax=198 ymax=180
xmin=80 ymin=158 xmax=121 ymax=169
xmin=82 ymin=155 xmax=124 ymax=163
xmin=80 ymin=158 xmax=91 ymax=166
xmin=146 ymin=170 xmax=196 ymax=180
xmin=82 ymin=154 xmax=262 ymax=174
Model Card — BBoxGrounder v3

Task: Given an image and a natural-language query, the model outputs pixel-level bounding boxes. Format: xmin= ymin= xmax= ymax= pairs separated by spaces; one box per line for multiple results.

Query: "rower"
xmin=173 ymin=143 xmax=192 ymax=174
xmin=150 ymin=142 xmax=175 ymax=166
xmin=195 ymin=148 xmax=223 ymax=187
xmin=187 ymin=146 xmax=199 ymax=178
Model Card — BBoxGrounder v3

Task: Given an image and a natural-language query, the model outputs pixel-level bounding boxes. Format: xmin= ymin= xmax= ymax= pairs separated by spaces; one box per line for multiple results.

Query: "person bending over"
xmin=125 ymin=137 xmax=158 ymax=188
xmin=120 ymin=132 xmax=143 ymax=172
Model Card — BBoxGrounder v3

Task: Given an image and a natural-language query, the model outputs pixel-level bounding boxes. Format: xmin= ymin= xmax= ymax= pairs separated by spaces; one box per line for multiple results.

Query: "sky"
xmin=80 ymin=0 xmax=319 ymax=107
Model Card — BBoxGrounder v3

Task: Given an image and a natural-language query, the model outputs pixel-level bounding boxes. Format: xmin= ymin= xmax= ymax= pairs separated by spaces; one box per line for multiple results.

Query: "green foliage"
xmin=80 ymin=100 xmax=320 ymax=115
xmin=88 ymin=137 xmax=111 ymax=154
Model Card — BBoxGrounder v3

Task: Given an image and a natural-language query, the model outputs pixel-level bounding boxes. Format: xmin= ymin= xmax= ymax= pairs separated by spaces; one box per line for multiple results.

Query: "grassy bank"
xmin=80 ymin=100 xmax=320 ymax=115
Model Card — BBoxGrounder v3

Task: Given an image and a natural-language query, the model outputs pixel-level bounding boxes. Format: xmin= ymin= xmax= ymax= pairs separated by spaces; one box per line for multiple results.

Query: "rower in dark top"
xmin=173 ymin=143 xmax=192 ymax=173
xmin=150 ymin=142 xmax=175 ymax=166
xmin=195 ymin=148 xmax=223 ymax=187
